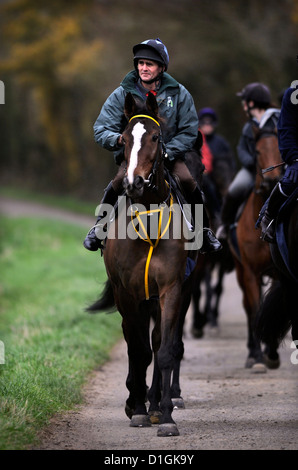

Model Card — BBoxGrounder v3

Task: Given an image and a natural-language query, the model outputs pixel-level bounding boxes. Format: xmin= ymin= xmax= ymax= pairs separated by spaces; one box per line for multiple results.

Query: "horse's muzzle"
xmin=123 ymin=175 xmax=145 ymax=198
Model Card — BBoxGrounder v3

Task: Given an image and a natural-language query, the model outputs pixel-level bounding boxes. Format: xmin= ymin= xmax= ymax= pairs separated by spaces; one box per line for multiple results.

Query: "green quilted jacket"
xmin=93 ymin=70 xmax=198 ymax=163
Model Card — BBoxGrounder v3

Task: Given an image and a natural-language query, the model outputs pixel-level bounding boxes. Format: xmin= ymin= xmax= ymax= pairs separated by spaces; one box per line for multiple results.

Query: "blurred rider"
xmin=216 ymin=82 xmax=280 ymax=240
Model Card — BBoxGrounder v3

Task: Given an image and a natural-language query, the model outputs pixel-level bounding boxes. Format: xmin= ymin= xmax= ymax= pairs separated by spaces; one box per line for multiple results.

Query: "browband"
xmin=129 ymin=114 xmax=160 ymax=127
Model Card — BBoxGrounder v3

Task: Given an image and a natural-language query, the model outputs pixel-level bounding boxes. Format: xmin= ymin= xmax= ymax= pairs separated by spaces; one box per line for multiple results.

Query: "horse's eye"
xmin=152 ymin=135 xmax=159 ymax=142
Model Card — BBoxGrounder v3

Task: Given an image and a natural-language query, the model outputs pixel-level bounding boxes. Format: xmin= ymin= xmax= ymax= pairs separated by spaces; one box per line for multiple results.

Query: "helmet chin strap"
xmin=139 ymin=71 xmax=163 ymax=86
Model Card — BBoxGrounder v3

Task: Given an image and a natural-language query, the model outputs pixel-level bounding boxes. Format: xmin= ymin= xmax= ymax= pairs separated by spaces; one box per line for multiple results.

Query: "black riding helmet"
xmin=133 ymin=38 xmax=170 ymax=71
xmin=236 ymin=82 xmax=271 ymax=109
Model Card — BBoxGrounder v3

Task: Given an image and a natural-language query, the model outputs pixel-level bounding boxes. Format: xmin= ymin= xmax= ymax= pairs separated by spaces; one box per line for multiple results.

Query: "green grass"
xmin=0 ymin=216 xmax=122 ymax=450
xmin=0 ymin=185 xmax=96 ymax=216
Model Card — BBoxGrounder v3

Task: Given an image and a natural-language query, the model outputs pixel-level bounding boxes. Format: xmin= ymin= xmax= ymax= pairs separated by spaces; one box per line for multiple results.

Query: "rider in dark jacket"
xmin=260 ymin=83 xmax=298 ymax=242
xmin=84 ymin=38 xmax=221 ymax=254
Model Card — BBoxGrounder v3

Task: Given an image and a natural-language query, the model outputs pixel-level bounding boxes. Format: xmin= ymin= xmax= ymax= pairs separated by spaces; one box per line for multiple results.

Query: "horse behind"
xmin=185 ymin=144 xmax=235 ymax=337
xmin=256 ymin=192 xmax=298 ymax=349
xmin=228 ymin=126 xmax=282 ymax=371
xmin=88 ymin=92 xmax=201 ymax=437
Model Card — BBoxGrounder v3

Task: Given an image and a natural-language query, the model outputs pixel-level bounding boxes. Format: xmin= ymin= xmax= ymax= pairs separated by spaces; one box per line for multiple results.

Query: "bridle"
xmin=127 ymin=114 xmax=172 ymax=300
xmin=128 ymin=114 xmax=168 ymax=192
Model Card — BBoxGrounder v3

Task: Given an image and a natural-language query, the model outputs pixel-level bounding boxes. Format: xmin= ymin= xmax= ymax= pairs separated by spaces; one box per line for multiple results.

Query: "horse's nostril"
xmin=134 ymin=175 xmax=144 ymax=189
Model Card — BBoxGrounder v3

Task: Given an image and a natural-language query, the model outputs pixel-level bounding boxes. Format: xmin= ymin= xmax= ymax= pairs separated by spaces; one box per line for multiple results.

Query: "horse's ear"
xmin=124 ymin=92 xmax=137 ymax=119
xmin=146 ymin=91 xmax=159 ymax=118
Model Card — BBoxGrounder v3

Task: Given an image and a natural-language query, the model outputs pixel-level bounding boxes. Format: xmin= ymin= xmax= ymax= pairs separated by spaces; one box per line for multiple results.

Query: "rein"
xmin=127 ymin=113 xmax=172 ymax=299
xmin=262 ymin=162 xmax=285 ymax=175
xmin=131 ymin=190 xmax=174 ymax=300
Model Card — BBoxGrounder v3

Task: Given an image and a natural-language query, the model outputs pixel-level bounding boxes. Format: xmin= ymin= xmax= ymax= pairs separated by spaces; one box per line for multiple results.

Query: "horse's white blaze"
xmin=127 ymin=122 xmax=146 ymax=184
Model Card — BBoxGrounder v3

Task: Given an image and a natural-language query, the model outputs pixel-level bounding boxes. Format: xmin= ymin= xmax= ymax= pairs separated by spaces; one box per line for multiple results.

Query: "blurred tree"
xmin=0 ymin=0 xmax=297 ymax=199
xmin=0 ymin=0 xmax=103 ymax=193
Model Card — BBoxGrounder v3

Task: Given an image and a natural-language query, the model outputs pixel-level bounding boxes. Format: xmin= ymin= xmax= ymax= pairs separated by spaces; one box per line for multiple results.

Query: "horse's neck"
xmin=155 ymin=162 xmax=168 ymax=202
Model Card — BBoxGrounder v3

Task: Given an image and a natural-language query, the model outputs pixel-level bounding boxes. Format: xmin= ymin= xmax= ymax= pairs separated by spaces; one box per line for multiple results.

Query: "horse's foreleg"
xmin=210 ymin=264 xmax=225 ymax=328
xmin=240 ymin=269 xmax=266 ymax=372
xmin=170 ymin=281 xmax=191 ymax=409
xmin=121 ymin=307 xmax=153 ymax=427
xmin=191 ymin=274 xmax=207 ymax=338
xmin=147 ymin=314 xmax=162 ymax=424
xmin=156 ymin=284 xmax=182 ymax=437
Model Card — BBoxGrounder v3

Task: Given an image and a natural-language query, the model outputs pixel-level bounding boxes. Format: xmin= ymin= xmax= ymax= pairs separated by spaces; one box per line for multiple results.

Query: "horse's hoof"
xmin=130 ymin=414 xmax=151 ymax=427
xmin=264 ymin=354 xmax=281 ymax=369
xmin=191 ymin=327 xmax=204 ymax=339
xmin=172 ymin=397 xmax=185 ymax=409
xmin=251 ymin=363 xmax=267 ymax=374
xmin=208 ymin=326 xmax=220 ymax=337
xmin=157 ymin=423 xmax=179 ymax=437
xmin=125 ymin=403 xmax=134 ymax=419
xmin=245 ymin=357 xmax=256 ymax=368
xmin=149 ymin=410 xmax=162 ymax=424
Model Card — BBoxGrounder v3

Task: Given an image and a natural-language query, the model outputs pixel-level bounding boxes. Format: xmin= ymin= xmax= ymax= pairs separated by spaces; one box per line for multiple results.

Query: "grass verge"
xmin=0 ymin=215 xmax=122 ymax=450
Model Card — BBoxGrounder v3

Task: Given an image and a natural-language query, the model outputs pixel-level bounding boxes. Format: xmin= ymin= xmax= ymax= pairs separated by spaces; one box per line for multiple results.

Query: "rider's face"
xmin=137 ymin=59 xmax=163 ymax=83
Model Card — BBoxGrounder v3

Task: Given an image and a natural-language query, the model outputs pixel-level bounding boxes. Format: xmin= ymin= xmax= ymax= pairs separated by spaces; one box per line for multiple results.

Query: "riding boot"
xmin=216 ymin=192 xmax=240 ymax=241
xmin=188 ymin=186 xmax=222 ymax=254
xmin=83 ymin=181 xmax=119 ymax=251
xmin=260 ymin=183 xmax=288 ymax=243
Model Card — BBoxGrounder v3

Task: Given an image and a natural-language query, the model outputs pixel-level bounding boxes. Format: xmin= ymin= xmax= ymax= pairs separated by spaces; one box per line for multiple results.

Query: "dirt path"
xmin=33 ymin=272 xmax=298 ymax=451
xmin=1 ymin=196 xmax=298 ymax=451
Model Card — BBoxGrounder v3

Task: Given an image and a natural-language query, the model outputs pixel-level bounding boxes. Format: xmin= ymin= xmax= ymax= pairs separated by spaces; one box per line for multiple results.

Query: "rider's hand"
xmin=285 ymin=160 xmax=298 ymax=184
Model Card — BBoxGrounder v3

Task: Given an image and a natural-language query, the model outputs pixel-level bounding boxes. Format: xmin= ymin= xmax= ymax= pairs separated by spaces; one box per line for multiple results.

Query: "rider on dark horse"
xmin=83 ymin=38 xmax=221 ymax=254
xmin=198 ymin=107 xmax=236 ymax=227
xmin=216 ymin=82 xmax=280 ymax=241
xmin=260 ymin=77 xmax=298 ymax=242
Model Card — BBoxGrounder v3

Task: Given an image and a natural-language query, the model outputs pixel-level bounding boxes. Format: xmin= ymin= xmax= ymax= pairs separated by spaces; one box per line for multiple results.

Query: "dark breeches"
xmin=112 ymin=161 xmax=127 ymax=193
xmin=169 ymin=159 xmax=197 ymax=193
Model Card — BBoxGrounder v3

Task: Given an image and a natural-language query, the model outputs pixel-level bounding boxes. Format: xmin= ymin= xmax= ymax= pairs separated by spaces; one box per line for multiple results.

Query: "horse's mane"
xmin=254 ymin=125 xmax=277 ymax=142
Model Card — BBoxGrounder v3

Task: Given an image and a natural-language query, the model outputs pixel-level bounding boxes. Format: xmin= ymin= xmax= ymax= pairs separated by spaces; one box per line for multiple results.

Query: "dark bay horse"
xmin=88 ymin=92 xmax=201 ymax=437
xmin=228 ymin=126 xmax=282 ymax=372
xmin=186 ymin=149 xmax=235 ymax=337
xmin=256 ymin=192 xmax=298 ymax=349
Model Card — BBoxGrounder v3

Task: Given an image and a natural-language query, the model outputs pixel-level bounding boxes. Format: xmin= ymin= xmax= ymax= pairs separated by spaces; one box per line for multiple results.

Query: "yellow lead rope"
xmin=131 ymin=194 xmax=173 ymax=300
